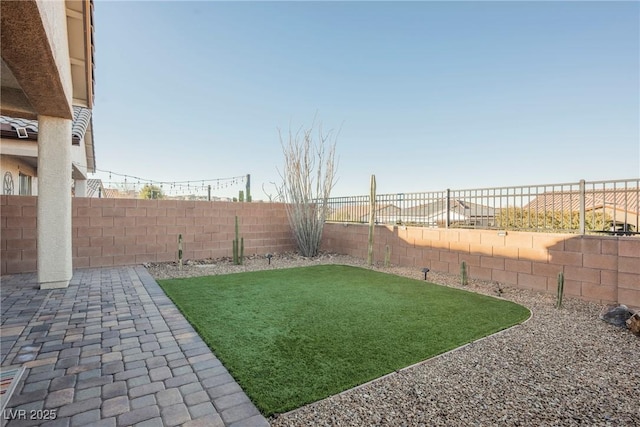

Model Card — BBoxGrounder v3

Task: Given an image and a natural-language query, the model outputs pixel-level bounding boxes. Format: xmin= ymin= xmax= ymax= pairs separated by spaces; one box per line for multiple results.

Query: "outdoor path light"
xmin=266 ymin=253 xmax=273 ymax=265
xmin=422 ymin=267 xmax=430 ymax=280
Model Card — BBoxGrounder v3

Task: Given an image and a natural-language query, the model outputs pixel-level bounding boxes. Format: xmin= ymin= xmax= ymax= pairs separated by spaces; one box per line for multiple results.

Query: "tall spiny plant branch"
xmin=278 ymin=119 xmax=339 ymax=257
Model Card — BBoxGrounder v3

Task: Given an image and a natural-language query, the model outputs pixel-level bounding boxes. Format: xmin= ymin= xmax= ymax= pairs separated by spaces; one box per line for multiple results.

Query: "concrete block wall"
xmin=3 ymin=195 xmax=638 ymax=307
xmin=1 ymin=196 xmax=37 ymax=274
xmin=1 ymin=196 xmax=296 ymax=274
xmin=322 ymin=223 xmax=640 ymax=307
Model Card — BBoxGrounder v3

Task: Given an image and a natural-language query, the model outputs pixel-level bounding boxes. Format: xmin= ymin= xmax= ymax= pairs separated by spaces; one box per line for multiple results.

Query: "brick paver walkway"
xmin=1 ymin=267 xmax=269 ymax=427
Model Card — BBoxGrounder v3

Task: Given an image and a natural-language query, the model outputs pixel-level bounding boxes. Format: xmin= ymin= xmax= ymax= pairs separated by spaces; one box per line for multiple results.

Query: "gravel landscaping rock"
xmin=146 ymin=252 xmax=640 ymax=426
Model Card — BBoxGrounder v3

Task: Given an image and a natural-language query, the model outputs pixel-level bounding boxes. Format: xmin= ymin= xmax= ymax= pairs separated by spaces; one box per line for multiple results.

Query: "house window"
xmin=19 ymin=173 xmax=32 ymax=195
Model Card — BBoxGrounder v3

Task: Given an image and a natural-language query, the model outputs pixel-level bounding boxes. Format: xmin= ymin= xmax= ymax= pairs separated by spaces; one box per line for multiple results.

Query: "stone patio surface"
xmin=0 ymin=267 xmax=269 ymax=427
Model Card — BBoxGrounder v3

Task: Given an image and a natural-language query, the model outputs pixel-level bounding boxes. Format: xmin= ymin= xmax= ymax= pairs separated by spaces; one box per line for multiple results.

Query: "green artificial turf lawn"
xmin=158 ymin=265 xmax=529 ymax=416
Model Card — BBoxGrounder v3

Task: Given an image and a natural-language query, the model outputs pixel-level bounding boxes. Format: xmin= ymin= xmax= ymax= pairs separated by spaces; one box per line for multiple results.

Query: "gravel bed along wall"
xmin=146 ymin=253 xmax=639 ymax=426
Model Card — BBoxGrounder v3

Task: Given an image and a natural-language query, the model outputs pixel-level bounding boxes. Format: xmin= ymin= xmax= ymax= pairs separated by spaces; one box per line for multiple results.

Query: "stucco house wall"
xmin=0 ymin=155 xmax=38 ymax=195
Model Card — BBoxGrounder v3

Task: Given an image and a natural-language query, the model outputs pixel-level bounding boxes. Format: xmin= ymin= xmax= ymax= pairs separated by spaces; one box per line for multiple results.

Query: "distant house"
xmin=402 ymin=199 xmax=496 ymax=227
xmin=103 ymin=188 xmax=120 ymax=199
xmin=328 ymin=203 xmax=401 ymax=223
xmin=1 ymin=106 xmax=95 ymax=196
xmin=525 ymin=188 xmax=639 ymax=233
xmin=84 ymin=178 xmax=105 ymax=198
xmin=326 ymin=199 xmax=495 ymax=227
xmin=102 ymin=187 xmax=138 ymax=199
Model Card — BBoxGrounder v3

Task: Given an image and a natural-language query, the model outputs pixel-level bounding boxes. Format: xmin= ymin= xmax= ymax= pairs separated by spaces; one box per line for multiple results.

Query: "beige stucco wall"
xmin=71 ymin=136 xmax=88 ymax=180
xmin=35 ymin=0 xmax=73 ymax=108
xmin=0 ymin=155 xmax=38 ymax=195
xmin=1 ymin=133 xmax=89 ymax=183
xmin=0 ymin=138 xmax=37 ymax=158
xmin=37 ymin=116 xmax=73 ymax=288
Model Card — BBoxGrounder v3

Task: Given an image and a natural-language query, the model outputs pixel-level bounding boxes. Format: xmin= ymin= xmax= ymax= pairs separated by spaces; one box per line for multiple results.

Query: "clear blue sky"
xmin=92 ymin=0 xmax=639 ymax=199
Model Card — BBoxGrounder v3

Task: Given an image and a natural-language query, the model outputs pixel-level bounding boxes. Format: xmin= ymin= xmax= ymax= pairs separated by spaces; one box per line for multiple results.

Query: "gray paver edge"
xmin=132 ymin=266 xmax=270 ymax=427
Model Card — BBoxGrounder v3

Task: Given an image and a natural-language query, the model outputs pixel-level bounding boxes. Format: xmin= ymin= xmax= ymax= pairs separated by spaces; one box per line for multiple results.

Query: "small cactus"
xmin=232 ymin=240 xmax=238 ymax=264
xmin=460 ymin=261 xmax=468 ymax=286
xmin=556 ymin=272 xmax=564 ymax=308
xmin=232 ymin=216 xmax=244 ymax=265
xmin=178 ymin=234 xmax=183 ymax=270
xmin=245 ymin=174 xmax=251 ymax=202
xmin=384 ymin=245 xmax=391 ymax=268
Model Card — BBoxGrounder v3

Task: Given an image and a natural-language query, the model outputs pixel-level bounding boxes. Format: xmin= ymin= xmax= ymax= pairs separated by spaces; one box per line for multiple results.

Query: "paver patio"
xmin=0 ymin=266 xmax=269 ymax=427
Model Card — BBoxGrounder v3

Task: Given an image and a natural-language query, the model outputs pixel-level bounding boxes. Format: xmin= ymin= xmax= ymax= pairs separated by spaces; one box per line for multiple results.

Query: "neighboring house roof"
xmin=102 ymin=188 xmax=138 ymax=199
xmin=329 ymin=200 xmax=496 ymax=223
xmin=0 ymin=105 xmax=92 ymax=144
xmin=86 ymin=179 xmax=104 ymax=198
xmin=103 ymin=188 xmax=119 ymax=199
xmin=328 ymin=203 xmax=400 ymax=222
xmin=524 ymin=188 xmax=639 ymax=215
xmin=403 ymin=199 xmax=496 ymax=219
xmin=0 ymin=105 xmax=95 ymax=173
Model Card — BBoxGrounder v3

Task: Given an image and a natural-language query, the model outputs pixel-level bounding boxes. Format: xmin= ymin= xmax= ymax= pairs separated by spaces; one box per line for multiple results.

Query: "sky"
xmin=91 ymin=0 xmax=639 ymax=200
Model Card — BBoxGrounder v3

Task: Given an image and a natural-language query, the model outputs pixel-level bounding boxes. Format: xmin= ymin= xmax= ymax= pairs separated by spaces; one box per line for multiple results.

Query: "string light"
xmin=80 ymin=163 xmax=249 ymax=199
xmin=88 ymin=165 xmax=246 ymax=186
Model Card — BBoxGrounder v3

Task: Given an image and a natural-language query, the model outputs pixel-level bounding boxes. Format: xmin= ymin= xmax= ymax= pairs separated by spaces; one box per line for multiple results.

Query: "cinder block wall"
xmin=322 ymin=223 xmax=640 ymax=307
xmin=1 ymin=196 xmax=296 ymax=273
xmin=3 ymin=195 xmax=638 ymax=307
xmin=1 ymin=196 xmax=37 ymax=274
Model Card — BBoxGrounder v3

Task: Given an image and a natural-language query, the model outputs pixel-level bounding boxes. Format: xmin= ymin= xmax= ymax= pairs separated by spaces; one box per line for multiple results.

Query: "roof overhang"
xmin=0 ymin=0 xmax=94 ymax=117
xmin=66 ymin=0 xmax=95 ymax=110
xmin=1 ymin=0 xmax=96 ymax=171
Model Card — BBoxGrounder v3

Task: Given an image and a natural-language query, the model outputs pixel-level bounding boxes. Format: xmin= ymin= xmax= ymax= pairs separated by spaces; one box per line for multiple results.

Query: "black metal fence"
xmin=326 ymin=178 xmax=640 ymax=235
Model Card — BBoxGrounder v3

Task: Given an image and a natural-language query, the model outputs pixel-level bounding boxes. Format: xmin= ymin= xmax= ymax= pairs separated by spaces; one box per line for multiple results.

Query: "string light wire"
xmin=73 ymin=163 xmax=248 ymax=197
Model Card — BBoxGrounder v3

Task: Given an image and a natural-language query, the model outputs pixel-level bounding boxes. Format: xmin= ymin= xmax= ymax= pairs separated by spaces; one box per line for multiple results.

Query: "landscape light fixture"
xmin=266 ymin=253 xmax=273 ymax=265
xmin=421 ymin=267 xmax=430 ymax=280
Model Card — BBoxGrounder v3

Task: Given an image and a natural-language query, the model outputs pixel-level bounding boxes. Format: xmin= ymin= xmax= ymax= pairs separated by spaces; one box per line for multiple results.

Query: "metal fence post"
xmin=579 ymin=179 xmax=586 ymax=235
xmin=446 ymin=188 xmax=451 ymax=229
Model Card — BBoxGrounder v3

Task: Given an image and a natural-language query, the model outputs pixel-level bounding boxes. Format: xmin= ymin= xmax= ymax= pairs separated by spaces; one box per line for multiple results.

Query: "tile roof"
xmin=329 ymin=200 xmax=495 ymax=223
xmin=328 ymin=204 xmax=400 ymax=221
xmin=524 ymin=188 xmax=639 ymax=214
xmin=86 ymin=179 xmax=104 ymax=198
xmin=403 ymin=199 xmax=496 ymax=218
xmin=102 ymin=188 xmax=137 ymax=199
xmin=71 ymin=106 xmax=92 ymax=143
xmin=103 ymin=188 xmax=119 ymax=199
xmin=0 ymin=106 xmax=92 ymax=143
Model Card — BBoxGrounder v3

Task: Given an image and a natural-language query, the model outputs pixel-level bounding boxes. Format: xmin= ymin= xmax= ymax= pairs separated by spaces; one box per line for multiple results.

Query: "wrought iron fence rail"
xmin=325 ymin=178 xmax=640 ymax=235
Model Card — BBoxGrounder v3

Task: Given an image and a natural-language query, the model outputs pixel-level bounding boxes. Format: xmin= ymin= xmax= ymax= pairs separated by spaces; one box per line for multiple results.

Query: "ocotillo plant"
xmin=460 ymin=261 xmax=468 ymax=286
xmin=232 ymin=216 xmax=244 ymax=265
xmin=556 ymin=272 xmax=565 ymax=308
